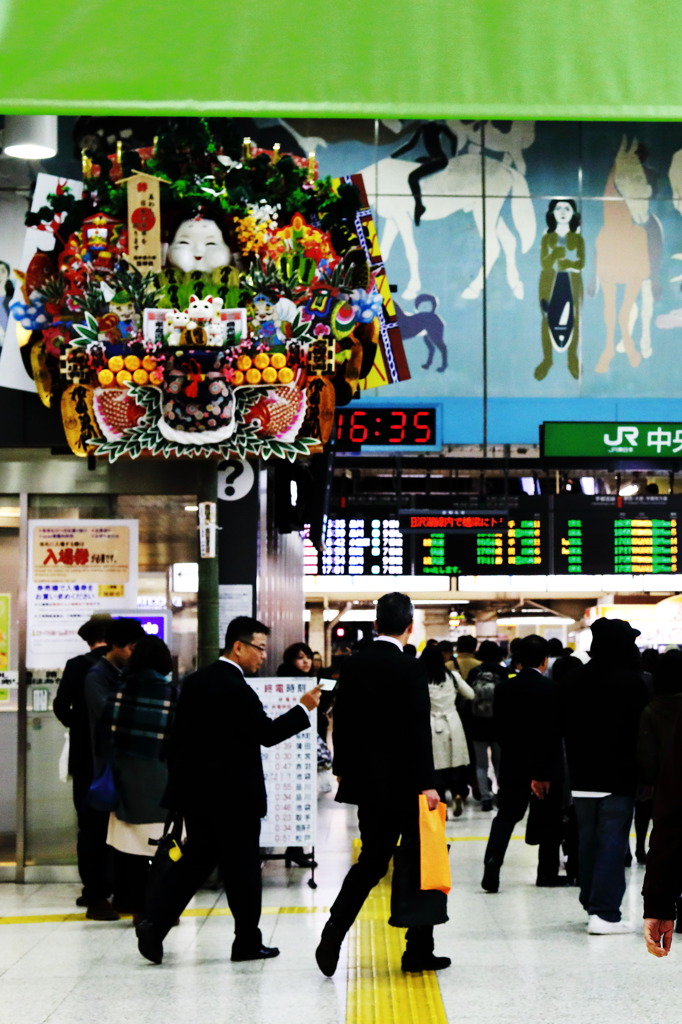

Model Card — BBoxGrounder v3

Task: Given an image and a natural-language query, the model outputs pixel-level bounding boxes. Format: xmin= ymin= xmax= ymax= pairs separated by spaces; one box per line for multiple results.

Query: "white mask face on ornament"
xmin=166 ymin=218 xmax=231 ymax=273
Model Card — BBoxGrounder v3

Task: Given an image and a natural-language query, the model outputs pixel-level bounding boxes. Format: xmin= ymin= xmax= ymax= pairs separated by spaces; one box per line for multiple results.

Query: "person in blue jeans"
xmin=557 ymin=617 xmax=649 ymax=934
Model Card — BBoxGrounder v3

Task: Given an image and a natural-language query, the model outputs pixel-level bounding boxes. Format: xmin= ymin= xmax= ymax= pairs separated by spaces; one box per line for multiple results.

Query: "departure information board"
xmin=303 ymin=499 xmax=682 ymax=578
xmin=554 ymin=500 xmax=680 ymax=574
xmin=399 ymin=508 xmax=547 ymax=575
xmin=303 ymin=517 xmax=406 ymax=575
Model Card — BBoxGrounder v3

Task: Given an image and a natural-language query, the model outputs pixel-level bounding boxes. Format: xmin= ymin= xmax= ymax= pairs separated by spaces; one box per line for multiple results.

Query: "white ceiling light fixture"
xmin=4 ymin=115 xmax=58 ymax=159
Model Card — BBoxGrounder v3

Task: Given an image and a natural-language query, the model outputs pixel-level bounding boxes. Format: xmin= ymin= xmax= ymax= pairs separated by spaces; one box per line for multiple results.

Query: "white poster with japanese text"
xmin=27 ymin=519 xmax=138 ymax=668
xmin=249 ymin=677 xmax=316 ymax=847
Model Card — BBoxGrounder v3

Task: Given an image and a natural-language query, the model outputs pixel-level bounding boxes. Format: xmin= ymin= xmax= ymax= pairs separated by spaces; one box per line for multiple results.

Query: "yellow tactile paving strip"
xmin=0 ymin=905 xmax=325 ymax=925
xmin=345 ymin=838 xmax=448 ymax=1024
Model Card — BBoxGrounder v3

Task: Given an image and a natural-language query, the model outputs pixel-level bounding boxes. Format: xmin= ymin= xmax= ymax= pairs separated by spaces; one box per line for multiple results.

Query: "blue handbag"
xmin=88 ymin=760 xmax=119 ymax=812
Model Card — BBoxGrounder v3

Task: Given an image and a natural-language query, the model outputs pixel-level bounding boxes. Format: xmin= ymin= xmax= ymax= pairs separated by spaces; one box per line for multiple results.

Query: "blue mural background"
xmin=202 ymin=119 xmax=682 ymax=445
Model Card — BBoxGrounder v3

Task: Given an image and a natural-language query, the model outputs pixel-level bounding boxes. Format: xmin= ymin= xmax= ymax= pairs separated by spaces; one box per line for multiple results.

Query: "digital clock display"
xmin=335 ymin=407 xmax=438 ymax=449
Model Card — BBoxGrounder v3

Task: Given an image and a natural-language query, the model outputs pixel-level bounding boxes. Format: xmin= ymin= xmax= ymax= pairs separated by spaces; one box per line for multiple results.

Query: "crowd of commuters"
xmin=53 ymin=598 xmax=682 ymax=971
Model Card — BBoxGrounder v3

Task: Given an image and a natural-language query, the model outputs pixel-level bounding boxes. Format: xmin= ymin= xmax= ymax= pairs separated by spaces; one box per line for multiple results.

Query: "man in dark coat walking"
xmin=315 ymin=591 xmax=450 ymax=977
xmin=136 ymin=615 xmax=320 ymax=965
xmin=481 ymin=634 xmax=565 ymax=893
xmin=560 ymin=617 xmax=648 ymax=934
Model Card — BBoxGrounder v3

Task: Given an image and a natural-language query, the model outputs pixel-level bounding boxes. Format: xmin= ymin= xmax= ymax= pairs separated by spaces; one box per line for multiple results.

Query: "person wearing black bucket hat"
xmin=558 ymin=616 xmax=648 ymax=934
xmin=53 ymin=613 xmax=113 ymax=913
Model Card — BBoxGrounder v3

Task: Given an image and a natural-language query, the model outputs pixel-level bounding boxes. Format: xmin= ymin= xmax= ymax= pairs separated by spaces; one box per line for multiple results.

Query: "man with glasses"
xmin=136 ymin=616 xmax=321 ymax=965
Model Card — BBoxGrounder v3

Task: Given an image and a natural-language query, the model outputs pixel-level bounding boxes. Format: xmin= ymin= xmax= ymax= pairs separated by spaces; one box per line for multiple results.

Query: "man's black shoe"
xmin=136 ymin=920 xmax=163 ymax=964
xmin=75 ymin=895 xmax=88 ymax=907
xmin=315 ymin=920 xmax=343 ymax=977
xmin=231 ymin=943 xmax=280 ymax=962
xmin=401 ymin=952 xmax=451 ymax=973
xmin=536 ymin=875 xmax=570 ymax=887
xmin=481 ymin=860 xmax=500 ymax=893
xmin=481 ymin=800 xmax=494 ymax=812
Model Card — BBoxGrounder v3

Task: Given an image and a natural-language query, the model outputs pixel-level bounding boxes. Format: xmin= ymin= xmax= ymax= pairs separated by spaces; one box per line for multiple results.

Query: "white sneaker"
xmin=587 ymin=915 xmax=635 ymax=934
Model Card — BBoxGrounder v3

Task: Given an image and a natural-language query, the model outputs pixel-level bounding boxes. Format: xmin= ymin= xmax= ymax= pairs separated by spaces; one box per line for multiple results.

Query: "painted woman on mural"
xmin=535 ymin=199 xmax=585 ymax=381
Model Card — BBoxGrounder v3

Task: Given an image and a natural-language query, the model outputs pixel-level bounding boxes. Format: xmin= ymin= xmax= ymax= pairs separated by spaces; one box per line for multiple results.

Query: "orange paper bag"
xmin=418 ymin=794 xmax=451 ymax=894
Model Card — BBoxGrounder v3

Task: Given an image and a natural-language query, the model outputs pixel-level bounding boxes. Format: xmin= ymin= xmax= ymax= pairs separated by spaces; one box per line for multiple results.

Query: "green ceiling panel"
xmin=1 ymin=0 xmax=682 ymax=120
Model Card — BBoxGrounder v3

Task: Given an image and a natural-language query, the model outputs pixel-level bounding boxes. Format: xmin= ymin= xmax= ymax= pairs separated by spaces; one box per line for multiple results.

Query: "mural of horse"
xmin=360 ymin=152 xmax=536 ymax=301
xmin=594 ymin=136 xmax=662 ymax=373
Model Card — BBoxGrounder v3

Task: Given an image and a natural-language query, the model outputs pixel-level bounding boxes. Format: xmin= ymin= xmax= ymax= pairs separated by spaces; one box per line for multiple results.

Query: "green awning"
xmin=2 ymin=0 xmax=682 ymax=121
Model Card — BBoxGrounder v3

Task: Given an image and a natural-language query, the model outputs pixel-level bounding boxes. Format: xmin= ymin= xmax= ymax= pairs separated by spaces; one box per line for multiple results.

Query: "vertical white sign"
xmin=249 ymin=676 xmax=317 ymax=847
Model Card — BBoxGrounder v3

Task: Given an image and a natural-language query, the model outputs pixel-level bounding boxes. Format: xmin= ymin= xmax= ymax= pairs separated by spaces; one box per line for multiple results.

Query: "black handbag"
xmin=389 ymin=834 xmax=449 ymax=929
xmin=145 ymin=812 xmax=184 ymax=905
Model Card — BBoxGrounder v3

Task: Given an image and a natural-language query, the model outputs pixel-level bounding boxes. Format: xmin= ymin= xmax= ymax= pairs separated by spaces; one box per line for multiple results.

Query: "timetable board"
xmin=302 ymin=498 xmax=682 ymax=577
xmin=399 ymin=509 xmax=547 ymax=575
xmin=250 ymin=677 xmax=317 ymax=847
xmin=303 ymin=517 xmax=406 ymax=575
xmin=553 ymin=499 xmax=680 ymax=574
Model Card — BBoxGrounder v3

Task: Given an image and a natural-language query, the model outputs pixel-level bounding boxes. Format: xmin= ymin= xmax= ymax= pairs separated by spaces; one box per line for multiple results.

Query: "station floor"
xmin=0 ymin=792 xmax=678 ymax=1024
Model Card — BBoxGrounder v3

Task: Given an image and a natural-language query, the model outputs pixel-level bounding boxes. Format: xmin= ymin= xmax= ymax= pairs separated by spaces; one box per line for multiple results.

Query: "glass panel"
xmin=0 ymin=495 xmax=20 ymax=866
xmin=24 ymin=492 xmax=198 ymax=868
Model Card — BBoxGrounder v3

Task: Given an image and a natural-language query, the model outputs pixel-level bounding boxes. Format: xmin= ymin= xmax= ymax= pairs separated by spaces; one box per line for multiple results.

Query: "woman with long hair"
xmin=419 ymin=643 xmax=475 ymax=817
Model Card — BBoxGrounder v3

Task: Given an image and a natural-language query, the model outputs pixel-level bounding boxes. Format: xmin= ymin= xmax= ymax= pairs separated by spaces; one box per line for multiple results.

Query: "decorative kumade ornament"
xmin=19 ymin=127 xmax=408 ymax=463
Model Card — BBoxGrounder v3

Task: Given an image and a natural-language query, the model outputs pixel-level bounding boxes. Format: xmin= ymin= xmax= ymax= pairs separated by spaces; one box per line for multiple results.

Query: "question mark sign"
xmin=222 ymin=462 xmax=243 ymax=498
xmin=217 ymin=459 xmax=255 ymax=501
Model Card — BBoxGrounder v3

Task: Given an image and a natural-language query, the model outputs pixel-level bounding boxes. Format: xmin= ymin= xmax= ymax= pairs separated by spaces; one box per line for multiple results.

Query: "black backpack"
xmin=470 ymin=668 xmax=498 ymax=719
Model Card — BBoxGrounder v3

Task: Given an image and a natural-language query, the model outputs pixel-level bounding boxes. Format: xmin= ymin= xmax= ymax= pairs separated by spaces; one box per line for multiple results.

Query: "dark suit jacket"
xmin=331 ymin=640 xmax=436 ymax=804
xmin=643 ymin=703 xmax=682 ymax=919
xmin=166 ymin=659 xmax=310 ymax=818
xmin=493 ymin=667 xmax=561 ymax=783
xmin=558 ymin=659 xmax=648 ymax=796
xmin=53 ymin=646 xmax=108 ymax=778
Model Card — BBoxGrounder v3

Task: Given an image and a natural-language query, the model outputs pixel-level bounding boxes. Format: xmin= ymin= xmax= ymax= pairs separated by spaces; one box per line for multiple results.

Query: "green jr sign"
xmin=542 ymin=422 xmax=682 ymax=459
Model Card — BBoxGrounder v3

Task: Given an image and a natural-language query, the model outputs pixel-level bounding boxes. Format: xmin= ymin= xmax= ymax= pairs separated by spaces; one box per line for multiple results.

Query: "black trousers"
xmin=330 ymin=797 xmax=434 ymax=954
xmin=145 ymin=808 xmax=262 ymax=948
xmin=72 ymin=770 xmax=112 ymax=904
xmin=484 ymin=774 xmax=561 ymax=879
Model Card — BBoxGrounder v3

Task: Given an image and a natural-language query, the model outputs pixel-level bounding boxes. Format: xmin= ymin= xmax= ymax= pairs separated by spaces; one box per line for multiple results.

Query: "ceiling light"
xmin=4 ymin=115 xmax=58 ymax=159
xmin=618 ymin=482 xmax=639 ymax=497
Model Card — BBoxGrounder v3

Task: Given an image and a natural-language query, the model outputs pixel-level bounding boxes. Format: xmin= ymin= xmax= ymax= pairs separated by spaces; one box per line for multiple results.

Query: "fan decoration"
xmin=14 ymin=120 xmax=409 ymax=461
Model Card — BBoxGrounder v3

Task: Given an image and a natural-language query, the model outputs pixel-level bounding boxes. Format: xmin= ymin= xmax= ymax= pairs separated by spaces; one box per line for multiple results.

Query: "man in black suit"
xmin=315 ymin=592 xmax=451 ymax=976
xmin=136 ymin=616 xmax=321 ymax=965
xmin=481 ymin=634 xmax=565 ymax=893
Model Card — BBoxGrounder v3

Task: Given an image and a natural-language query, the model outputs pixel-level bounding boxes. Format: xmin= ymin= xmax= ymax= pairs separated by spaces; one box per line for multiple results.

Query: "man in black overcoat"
xmin=481 ymin=634 xmax=565 ymax=893
xmin=136 ymin=615 xmax=321 ymax=965
xmin=315 ymin=592 xmax=450 ymax=976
